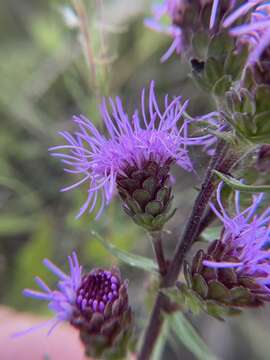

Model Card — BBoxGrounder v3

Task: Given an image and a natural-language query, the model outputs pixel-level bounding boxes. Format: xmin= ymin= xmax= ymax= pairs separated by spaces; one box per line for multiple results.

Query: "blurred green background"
xmin=1 ymin=1 xmax=270 ymax=359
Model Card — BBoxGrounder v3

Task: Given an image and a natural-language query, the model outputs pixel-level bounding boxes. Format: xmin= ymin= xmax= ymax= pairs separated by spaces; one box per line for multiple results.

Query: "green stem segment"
xmin=151 ymin=231 xmax=167 ymax=276
xmin=138 ymin=139 xmax=236 ymax=360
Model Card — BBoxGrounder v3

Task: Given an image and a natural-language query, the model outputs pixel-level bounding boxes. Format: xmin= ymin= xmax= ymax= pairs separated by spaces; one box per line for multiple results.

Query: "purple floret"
xmin=23 ymin=252 xmax=82 ymax=333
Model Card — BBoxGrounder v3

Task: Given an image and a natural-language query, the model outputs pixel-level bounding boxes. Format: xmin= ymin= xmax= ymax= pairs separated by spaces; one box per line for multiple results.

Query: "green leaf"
xmin=213 ymin=74 xmax=232 ymax=96
xmin=191 ymin=70 xmax=211 ymax=91
xmin=0 ymin=214 xmax=37 ymax=235
xmin=167 ymin=313 xmax=218 ymax=360
xmin=192 ymin=31 xmax=209 ymax=59
xmin=207 ymin=33 xmax=234 ymax=59
xmin=150 ymin=320 xmax=169 ymax=360
xmin=255 ymin=85 xmax=270 ymax=113
xmin=91 ymin=230 xmax=158 ymax=273
xmin=213 ymin=170 xmax=270 ymax=193
xmin=200 ymin=226 xmax=221 ymax=242
xmin=224 ymin=46 xmax=248 ymax=80
xmin=205 ymin=57 xmax=223 ymax=87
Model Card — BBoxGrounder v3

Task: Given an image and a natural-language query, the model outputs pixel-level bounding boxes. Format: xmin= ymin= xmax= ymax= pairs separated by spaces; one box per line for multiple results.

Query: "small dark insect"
xmin=190 ymin=58 xmax=205 ymax=72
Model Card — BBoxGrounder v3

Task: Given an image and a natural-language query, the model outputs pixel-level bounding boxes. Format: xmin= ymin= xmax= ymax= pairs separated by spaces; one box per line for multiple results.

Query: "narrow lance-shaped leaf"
xmin=167 ymin=312 xmax=218 ymax=360
xmin=150 ymin=319 xmax=169 ymax=360
xmin=213 ymin=170 xmax=270 ymax=193
xmin=91 ymin=230 xmax=158 ymax=273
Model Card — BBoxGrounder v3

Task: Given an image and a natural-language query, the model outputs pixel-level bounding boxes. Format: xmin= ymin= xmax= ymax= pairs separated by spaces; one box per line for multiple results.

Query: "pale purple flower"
xmin=203 ymin=182 xmax=270 ymax=294
xmin=223 ymin=1 xmax=270 ymax=64
xmin=50 ymin=82 xmax=208 ymax=219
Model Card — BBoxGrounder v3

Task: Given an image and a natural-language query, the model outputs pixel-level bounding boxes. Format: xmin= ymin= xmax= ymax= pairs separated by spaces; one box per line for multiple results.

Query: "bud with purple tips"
xmin=23 ymin=253 xmax=133 ymax=359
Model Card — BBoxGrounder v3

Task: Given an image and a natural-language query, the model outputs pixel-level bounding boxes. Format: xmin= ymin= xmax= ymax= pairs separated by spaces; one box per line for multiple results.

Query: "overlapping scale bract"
xmin=180 ymin=239 xmax=269 ymax=320
xmin=71 ymin=267 xmax=133 ymax=359
xmin=116 ymin=159 xmax=176 ymax=231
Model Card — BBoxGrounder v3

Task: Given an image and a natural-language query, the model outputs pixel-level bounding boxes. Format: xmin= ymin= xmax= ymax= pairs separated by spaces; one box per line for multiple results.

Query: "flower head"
xmin=183 ymin=182 xmax=270 ymax=319
xmin=204 ymin=182 xmax=270 ymax=284
xmin=23 ymin=253 xmax=132 ymax=357
xmin=50 ymin=82 xmax=206 ymax=223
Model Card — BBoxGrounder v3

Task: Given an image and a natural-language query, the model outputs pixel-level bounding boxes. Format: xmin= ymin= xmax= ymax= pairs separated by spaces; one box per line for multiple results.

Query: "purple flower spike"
xmin=50 ymin=82 xmax=205 ymax=221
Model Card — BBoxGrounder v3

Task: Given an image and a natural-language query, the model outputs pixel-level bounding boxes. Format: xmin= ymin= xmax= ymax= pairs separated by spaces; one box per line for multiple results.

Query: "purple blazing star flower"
xmin=204 ymin=182 xmax=270 ymax=293
xmin=22 ymin=252 xmax=131 ymax=342
xmin=223 ymin=1 xmax=270 ymax=65
xmin=144 ymin=0 xmax=186 ymax=62
xmin=184 ymin=182 xmax=270 ymax=316
xmin=50 ymin=82 xmax=207 ymax=220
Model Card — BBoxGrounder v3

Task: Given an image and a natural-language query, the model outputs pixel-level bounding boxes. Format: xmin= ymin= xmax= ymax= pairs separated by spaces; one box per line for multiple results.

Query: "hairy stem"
xmin=138 ymin=139 xmax=232 ymax=360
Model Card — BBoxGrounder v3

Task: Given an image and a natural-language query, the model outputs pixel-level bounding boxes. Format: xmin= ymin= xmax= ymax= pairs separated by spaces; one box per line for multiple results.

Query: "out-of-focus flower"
xmin=144 ymin=0 xmax=187 ymax=62
xmin=182 ymin=182 xmax=270 ymax=319
xmin=144 ymin=1 xmax=235 ymax=61
xmin=50 ymin=82 xmax=209 ymax=228
xmin=223 ymin=1 xmax=270 ymax=66
xmin=23 ymin=253 xmax=132 ymax=358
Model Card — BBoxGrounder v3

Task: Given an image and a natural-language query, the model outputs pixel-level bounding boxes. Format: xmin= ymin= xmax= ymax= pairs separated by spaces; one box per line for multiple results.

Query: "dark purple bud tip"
xmin=74 ymin=267 xmax=132 ymax=358
xmin=76 ymin=269 xmax=121 ymax=316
